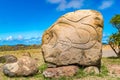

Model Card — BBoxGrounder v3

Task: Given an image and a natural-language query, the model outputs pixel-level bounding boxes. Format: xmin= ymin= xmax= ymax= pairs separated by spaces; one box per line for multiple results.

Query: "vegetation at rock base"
xmin=0 ymin=48 xmax=120 ymax=80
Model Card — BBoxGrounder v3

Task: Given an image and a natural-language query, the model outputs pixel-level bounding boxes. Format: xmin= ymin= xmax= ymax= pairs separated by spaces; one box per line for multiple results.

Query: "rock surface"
xmin=84 ymin=66 xmax=100 ymax=74
xmin=41 ymin=10 xmax=103 ymax=67
xmin=0 ymin=55 xmax=17 ymax=63
xmin=3 ymin=56 xmax=38 ymax=77
xmin=43 ymin=65 xmax=79 ymax=78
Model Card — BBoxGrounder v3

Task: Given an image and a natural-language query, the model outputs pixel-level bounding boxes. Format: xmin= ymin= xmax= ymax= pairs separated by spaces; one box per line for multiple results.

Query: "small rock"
xmin=3 ymin=56 xmax=38 ymax=77
xmin=84 ymin=66 xmax=100 ymax=74
xmin=43 ymin=65 xmax=79 ymax=78
xmin=0 ymin=55 xmax=17 ymax=63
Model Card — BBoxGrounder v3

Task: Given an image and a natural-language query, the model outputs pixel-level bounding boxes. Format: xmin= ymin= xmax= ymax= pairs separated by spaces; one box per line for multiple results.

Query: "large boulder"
xmin=41 ymin=10 xmax=103 ymax=68
xmin=3 ymin=56 xmax=38 ymax=77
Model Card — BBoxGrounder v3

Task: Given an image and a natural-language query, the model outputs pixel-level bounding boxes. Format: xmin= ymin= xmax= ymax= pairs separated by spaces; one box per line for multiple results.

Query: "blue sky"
xmin=0 ymin=0 xmax=120 ymax=45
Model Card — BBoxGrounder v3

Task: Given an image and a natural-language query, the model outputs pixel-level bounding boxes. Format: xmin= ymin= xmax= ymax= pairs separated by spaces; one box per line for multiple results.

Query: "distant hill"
xmin=0 ymin=44 xmax=41 ymax=51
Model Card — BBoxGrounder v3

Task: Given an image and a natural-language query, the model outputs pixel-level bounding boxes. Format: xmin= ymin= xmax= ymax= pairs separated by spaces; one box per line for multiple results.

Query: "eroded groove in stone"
xmin=62 ymin=15 xmax=91 ymax=22
xmin=52 ymin=22 xmax=98 ymax=50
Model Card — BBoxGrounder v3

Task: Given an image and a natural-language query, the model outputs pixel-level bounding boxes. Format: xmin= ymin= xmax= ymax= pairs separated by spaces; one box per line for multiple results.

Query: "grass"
xmin=102 ymin=57 xmax=120 ymax=65
xmin=0 ymin=49 xmax=120 ymax=80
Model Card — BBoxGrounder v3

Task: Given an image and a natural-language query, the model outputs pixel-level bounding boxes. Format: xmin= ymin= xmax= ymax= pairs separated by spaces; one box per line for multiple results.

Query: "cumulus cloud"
xmin=103 ymin=33 xmax=110 ymax=37
xmin=99 ymin=0 xmax=113 ymax=10
xmin=0 ymin=35 xmax=42 ymax=45
xmin=67 ymin=0 xmax=83 ymax=8
xmin=6 ymin=36 xmax=13 ymax=41
xmin=18 ymin=35 xmax=23 ymax=40
xmin=47 ymin=0 xmax=84 ymax=11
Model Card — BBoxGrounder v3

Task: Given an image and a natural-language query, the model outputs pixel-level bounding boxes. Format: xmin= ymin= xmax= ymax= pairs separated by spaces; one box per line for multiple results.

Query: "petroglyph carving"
xmin=41 ymin=10 xmax=103 ymax=67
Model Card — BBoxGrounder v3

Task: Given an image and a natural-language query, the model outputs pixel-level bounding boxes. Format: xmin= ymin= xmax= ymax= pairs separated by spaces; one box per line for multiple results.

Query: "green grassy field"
xmin=0 ymin=49 xmax=120 ymax=80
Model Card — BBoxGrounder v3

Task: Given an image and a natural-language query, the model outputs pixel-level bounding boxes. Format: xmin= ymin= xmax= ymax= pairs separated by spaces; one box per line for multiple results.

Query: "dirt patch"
xmin=102 ymin=45 xmax=117 ymax=57
xmin=107 ymin=64 xmax=120 ymax=77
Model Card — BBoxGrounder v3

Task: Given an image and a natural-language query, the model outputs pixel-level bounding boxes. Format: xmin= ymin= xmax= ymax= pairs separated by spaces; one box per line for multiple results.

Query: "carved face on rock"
xmin=41 ymin=10 xmax=103 ymax=66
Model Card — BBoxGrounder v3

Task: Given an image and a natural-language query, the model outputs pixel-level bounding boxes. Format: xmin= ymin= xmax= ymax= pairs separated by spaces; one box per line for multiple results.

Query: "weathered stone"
xmin=43 ymin=65 xmax=79 ymax=78
xmin=47 ymin=63 xmax=57 ymax=68
xmin=84 ymin=66 xmax=100 ymax=74
xmin=41 ymin=10 xmax=103 ymax=68
xmin=0 ymin=55 xmax=17 ymax=63
xmin=3 ymin=56 xmax=38 ymax=77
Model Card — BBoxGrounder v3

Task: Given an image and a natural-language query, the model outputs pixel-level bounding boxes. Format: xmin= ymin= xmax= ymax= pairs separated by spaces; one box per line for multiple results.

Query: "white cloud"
xmin=56 ymin=0 xmax=67 ymax=11
xmin=99 ymin=0 xmax=113 ymax=10
xmin=103 ymin=33 xmax=110 ymax=37
xmin=47 ymin=0 xmax=84 ymax=11
xmin=18 ymin=35 xmax=23 ymax=40
xmin=47 ymin=0 xmax=61 ymax=4
xmin=0 ymin=38 xmax=2 ymax=41
xmin=6 ymin=36 xmax=13 ymax=41
xmin=67 ymin=0 xmax=83 ymax=9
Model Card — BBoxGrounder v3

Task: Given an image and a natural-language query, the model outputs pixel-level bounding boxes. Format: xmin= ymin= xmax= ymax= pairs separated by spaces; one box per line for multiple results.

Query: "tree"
xmin=109 ymin=32 xmax=120 ymax=57
xmin=110 ymin=15 xmax=120 ymax=31
xmin=109 ymin=15 xmax=120 ymax=57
